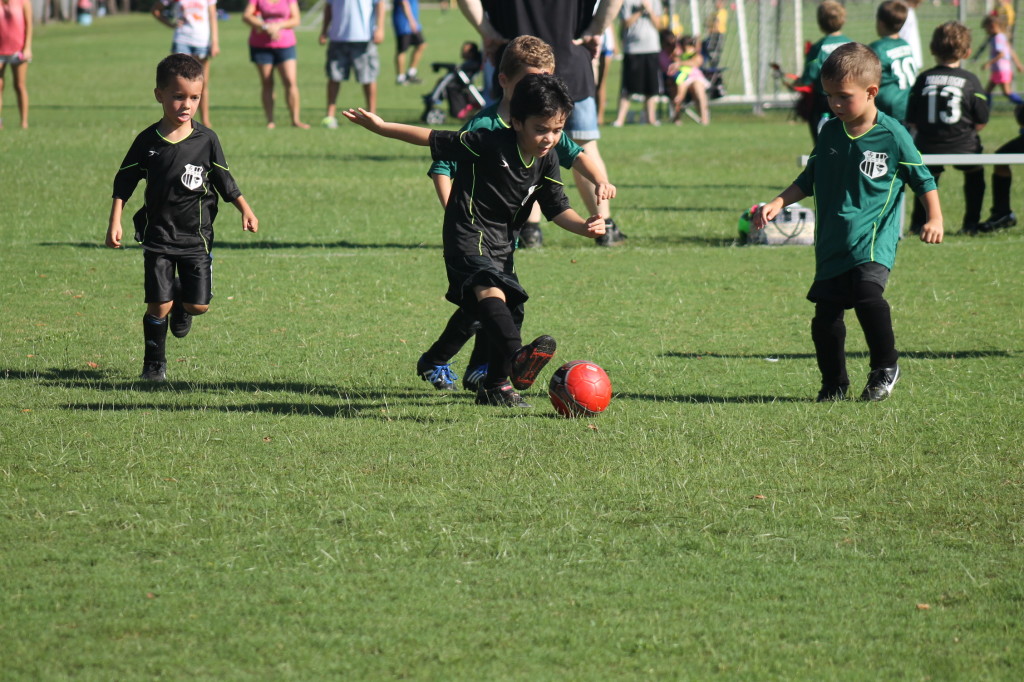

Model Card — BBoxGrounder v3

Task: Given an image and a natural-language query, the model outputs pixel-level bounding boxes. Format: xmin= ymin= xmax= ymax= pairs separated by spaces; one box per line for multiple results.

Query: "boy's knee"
xmin=184 ymin=303 xmax=209 ymax=315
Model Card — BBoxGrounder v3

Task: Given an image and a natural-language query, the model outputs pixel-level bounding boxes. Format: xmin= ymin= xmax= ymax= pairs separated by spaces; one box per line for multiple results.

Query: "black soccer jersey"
xmin=112 ymin=122 xmax=242 ymax=255
xmin=906 ymin=66 xmax=990 ymax=154
xmin=429 ymin=128 xmax=571 ymax=265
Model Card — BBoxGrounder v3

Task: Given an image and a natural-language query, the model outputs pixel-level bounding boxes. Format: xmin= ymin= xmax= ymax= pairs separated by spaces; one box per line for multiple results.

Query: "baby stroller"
xmin=421 ymin=42 xmax=486 ymax=125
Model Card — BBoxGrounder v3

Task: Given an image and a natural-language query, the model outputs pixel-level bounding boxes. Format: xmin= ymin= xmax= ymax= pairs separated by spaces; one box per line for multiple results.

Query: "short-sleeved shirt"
xmin=619 ymin=2 xmax=661 ymax=55
xmin=113 ymin=122 xmax=242 ymax=255
xmin=794 ymin=111 xmax=936 ymax=280
xmin=0 ymin=0 xmax=27 ymax=55
xmin=989 ymin=33 xmax=1013 ymax=77
xmin=161 ymin=0 xmax=216 ymax=49
xmin=906 ymin=65 xmax=989 ymax=154
xmin=248 ymin=0 xmax=297 ymax=49
xmin=325 ymin=0 xmax=379 ymax=43
xmin=392 ymin=0 xmax=419 ymax=36
xmin=799 ymin=34 xmax=851 ymax=95
xmin=429 ymin=128 xmax=571 ymax=265
xmin=871 ymin=36 xmax=916 ymax=121
xmin=428 ymin=103 xmax=583 ymax=179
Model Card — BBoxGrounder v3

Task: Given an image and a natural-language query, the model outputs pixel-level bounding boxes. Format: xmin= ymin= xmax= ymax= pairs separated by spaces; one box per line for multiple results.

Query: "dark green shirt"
xmin=795 ymin=111 xmax=936 ymax=281
xmin=871 ymin=36 xmax=916 ymax=121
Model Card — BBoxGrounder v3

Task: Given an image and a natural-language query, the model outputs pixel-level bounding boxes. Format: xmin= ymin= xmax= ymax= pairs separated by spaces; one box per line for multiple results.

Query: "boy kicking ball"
xmin=344 ymin=74 xmax=605 ymax=407
xmin=106 ymin=54 xmax=258 ymax=382
xmin=755 ymin=43 xmax=943 ymax=402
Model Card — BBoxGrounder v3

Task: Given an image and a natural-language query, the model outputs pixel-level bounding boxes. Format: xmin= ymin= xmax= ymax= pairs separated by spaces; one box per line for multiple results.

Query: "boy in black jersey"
xmin=344 ymin=74 xmax=605 ymax=407
xmin=106 ymin=54 xmax=258 ymax=382
xmin=906 ymin=22 xmax=990 ymax=234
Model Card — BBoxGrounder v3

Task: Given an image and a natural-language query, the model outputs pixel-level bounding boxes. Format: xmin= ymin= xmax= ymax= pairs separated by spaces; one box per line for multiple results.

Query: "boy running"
xmin=345 ymin=74 xmax=605 ymax=407
xmin=106 ymin=54 xmax=258 ymax=382
xmin=417 ymin=35 xmax=615 ymax=392
xmin=755 ymin=42 xmax=943 ymax=402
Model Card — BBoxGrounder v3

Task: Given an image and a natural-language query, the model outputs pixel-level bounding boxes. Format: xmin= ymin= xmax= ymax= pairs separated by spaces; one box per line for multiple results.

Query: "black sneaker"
xmin=960 ymin=222 xmax=980 ymax=236
xmin=509 ymin=335 xmax=556 ymax=390
xmin=170 ymin=300 xmax=192 ymax=338
xmin=140 ymin=361 xmax=167 ymax=382
xmin=596 ymin=218 xmax=627 ymax=246
xmin=860 ymin=365 xmax=900 ymax=402
xmin=519 ymin=223 xmax=543 ymax=248
xmin=816 ymin=384 xmax=849 ymax=402
xmin=405 ymin=74 xmax=422 ymax=84
xmin=417 ymin=354 xmax=458 ymax=390
xmin=475 ymin=381 xmax=531 ymax=407
xmin=980 ymin=212 xmax=1017 ymax=231
xmin=462 ymin=364 xmax=488 ymax=392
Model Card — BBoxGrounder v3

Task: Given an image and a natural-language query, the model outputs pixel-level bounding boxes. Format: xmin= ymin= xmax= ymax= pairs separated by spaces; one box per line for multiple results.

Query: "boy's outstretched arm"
xmin=571 ymin=153 xmax=617 ymax=202
xmin=232 ymin=196 xmax=259 ymax=233
xmin=754 ymin=184 xmax=807 ymax=230
xmin=551 ymin=209 xmax=606 ymax=239
xmin=343 ymin=108 xmax=433 ymax=146
xmin=917 ymin=189 xmax=943 ymax=244
xmin=106 ymin=198 xmax=125 ymax=248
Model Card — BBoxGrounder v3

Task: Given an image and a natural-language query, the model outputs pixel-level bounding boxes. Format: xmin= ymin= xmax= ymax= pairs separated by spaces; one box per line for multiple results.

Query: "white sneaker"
xmin=321 ymin=116 xmax=339 ymax=129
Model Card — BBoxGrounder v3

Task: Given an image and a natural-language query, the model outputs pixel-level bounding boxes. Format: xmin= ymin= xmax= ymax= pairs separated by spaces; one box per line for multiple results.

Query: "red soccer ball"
xmin=548 ymin=361 xmax=612 ymax=418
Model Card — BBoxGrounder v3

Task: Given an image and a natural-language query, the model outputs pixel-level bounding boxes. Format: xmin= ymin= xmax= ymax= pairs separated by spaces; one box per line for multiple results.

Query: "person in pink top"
xmin=0 ymin=0 xmax=32 ymax=129
xmin=242 ymin=0 xmax=309 ymax=128
xmin=982 ymin=14 xmax=1024 ymax=105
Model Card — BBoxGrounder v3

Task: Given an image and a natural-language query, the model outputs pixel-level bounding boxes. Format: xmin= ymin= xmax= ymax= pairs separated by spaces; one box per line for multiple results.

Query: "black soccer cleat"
xmin=816 ymin=384 xmax=849 ymax=402
xmin=140 ymin=361 xmax=167 ymax=382
xmin=509 ymin=335 xmax=556 ymax=390
xmin=169 ymin=300 xmax=192 ymax=338
xmin=980 ymin=212 xmax=1017 ymax=232
xmin=596 ymin=218 xmax=627 ymax=246
xmin=519 ymin=223 xmax=543 ymax=248
xmin=417 ymin=354 xmax=458 ymax=391
xmin=860 ymin=365 xmax=900 ymax=402
xmin=475 ymin=381 xmax=531 ymax=408
xmin=462 ymin=364 xmax=488 ymax=392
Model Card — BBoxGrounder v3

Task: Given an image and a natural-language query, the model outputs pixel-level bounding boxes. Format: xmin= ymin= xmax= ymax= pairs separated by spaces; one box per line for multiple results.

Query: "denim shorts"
xmin=326 ymin=41 xmax=380 ymax=83
xmin=0 ymin=52 xmax=28 ymax=65
xmin=250 ymin=45 xmax=298 ymax=66
xmin=172 ymin=42 xmax=210 ymax=60
xmin=566 ymin=96 xmax=600 ymax=142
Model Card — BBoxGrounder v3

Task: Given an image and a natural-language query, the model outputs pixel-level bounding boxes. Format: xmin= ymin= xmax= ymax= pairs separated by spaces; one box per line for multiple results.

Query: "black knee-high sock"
xmin=991 ymin=172 xmax=1012 ymax=216
xmin=811 ymin=303 xmax=848 ymax=387
xmin=424 ymin=309 xmax=478 ymax=365
xmin=963 ymin=168 xmax=986 ymax=225
xmin=143 ymin=314 xmax=168 ymax=363
xmin=476 ymin=296 xmax=522 ymax=386
xmin=467 ymin=328 xmax=491 ymax=368
xmin=854 ymin=285 xmax=898 ymax=370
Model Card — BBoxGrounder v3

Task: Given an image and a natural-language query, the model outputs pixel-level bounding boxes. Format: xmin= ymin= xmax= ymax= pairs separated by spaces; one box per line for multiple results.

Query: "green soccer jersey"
xmin=428 ymin=102 xmax=583 ymax=178
xmin=800 ymin=34 xmax=851 ymax=96
xmin=871 ymin=36 xmax=916 ymax=121
xmin=794 ymin=111 xmax=936 ymax=281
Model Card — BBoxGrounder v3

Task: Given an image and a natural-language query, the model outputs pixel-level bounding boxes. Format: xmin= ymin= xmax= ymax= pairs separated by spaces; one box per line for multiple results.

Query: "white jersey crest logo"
xmin=181 ymin=164 xmax=204 ymax=191
xmin=859 ymin=151 xmax=889 ymax=180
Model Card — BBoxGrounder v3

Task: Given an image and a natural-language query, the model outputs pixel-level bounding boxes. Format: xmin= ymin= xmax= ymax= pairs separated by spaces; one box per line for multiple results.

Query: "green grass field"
xmin=1 ymin=11 xmax=1022 ymax=680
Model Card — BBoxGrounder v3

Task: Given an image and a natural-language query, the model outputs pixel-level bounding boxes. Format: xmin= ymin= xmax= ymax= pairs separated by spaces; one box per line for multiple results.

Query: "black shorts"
xmin=996 ymin=136 xmax=1024 ymax=155
xmin=444 ymin=252 xmax=527 ymax=309
xmin=807 ymin=262 xmax=890 ymax=308
xmin=396 ymin=32 xmax=425 ymax=53
xmin=620 ymin=53 xmax=661 ymax=97
xmin=144 ymin=250 xmax=213 ymax=305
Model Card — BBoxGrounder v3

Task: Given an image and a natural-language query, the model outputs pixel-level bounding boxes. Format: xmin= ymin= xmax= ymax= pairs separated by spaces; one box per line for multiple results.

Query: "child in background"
xmin=659 ymin=31 xmax=709 ymax=125
xmin=153 ymin=0 xmax=220 ymax=127
xmin=981 ymin=14 xmax=1024 ymax=105
xmin=419 ymin=36 xmax=616 ymax=392
xmin=755 ymin=43 xmax=942 ymax=402
xmin=899 ymin=0 xmax=924 ymax=70
xmin=344 ymin=74 xmax=607 ymax=407
xmin=870 ymin=1 xmax=916 ymax=122
xmin=612 ymin=0 xmax=662 ymax=127
xmin=980 ymin=103 xmax=1024 ymax=232
xmin=0 ymin=0 xmax=32 ymax=129
xmin=393 ymin=0 xmax=427 ymax=85
xmin=907 ymin=22 xmax=989 ymax=235
xmin=106 ymin=54 xmax=258 ymax=381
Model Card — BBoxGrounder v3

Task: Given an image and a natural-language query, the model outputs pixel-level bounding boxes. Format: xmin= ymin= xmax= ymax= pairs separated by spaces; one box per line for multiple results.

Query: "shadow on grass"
xmin=616 ymin=392 xmax=808 ymax=404
xmin=65 ymin=401 xmax=456 ymax=422
xmin=617 ymin=183 xmax=781 ymax=192
xmin=39 ymin=240 xmax=438 ymax=251
xmin=662 ymin=350 xmax=1019 ymax=360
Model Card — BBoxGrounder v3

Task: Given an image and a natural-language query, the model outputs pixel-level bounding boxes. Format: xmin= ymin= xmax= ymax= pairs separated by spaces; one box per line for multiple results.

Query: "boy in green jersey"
xmin=870 ymin=1 xmax=916 ymax=122
xmin=754 ymin=42 xmax=943 ymax=402
xmin=416 ymin=35 xmax=615 ymax=392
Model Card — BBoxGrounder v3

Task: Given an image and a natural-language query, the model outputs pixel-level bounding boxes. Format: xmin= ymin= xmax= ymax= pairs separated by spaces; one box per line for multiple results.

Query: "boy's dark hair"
xmin=156 ymin=53 xmax=205 ymax=89
xmin=817 ymin=1 xmax=846 ymax=34
xmin=930 ymin=21 xmax=971 ymax=63
xmin=821 ymin=42 xmax=882 ymax=87
xmin=877 ymin=1 xmax=908 ymax=35
xmin=659 ymin=28 xmax=678 ymax=51
xmin=497 ymin=35 xmax=556 ymax=79
xmin=509 ymin=73 xmax=574 ymax=123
